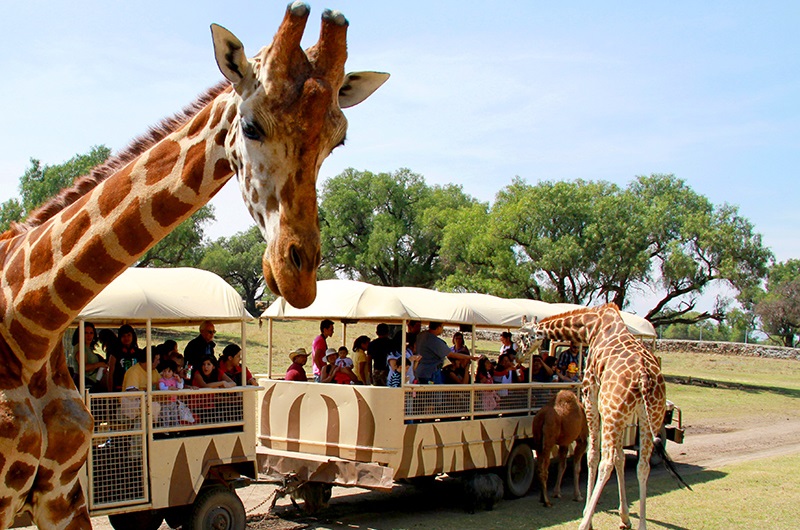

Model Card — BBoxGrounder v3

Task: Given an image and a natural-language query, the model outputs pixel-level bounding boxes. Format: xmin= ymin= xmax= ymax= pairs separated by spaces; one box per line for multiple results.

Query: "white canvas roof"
xmin=262 ymin=279 xmax=656 ymax=338
xmin=76 ymin=267 xmax=253 ymax=325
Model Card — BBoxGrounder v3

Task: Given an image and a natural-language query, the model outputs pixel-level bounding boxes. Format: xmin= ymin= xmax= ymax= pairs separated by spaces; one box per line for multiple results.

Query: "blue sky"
xmin=1 ymin=1 xmax=797 ymax=313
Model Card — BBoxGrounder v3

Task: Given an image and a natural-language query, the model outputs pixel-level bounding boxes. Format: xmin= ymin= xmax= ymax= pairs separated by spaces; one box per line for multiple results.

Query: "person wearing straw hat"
xmin=285 ymin=348 xmax=309 ymax=381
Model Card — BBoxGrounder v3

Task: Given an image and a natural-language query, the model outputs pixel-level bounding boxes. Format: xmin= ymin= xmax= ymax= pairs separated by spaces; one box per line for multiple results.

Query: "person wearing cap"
xmin=563 ymin=362 xmax=581 ymax=382
xmin=556 ymin=343 xmax=581 ymax=380
xmin=285 ymin=348 xmax=309 ymax=381
xmin=319 ymin=348 xmax=342 ymax=384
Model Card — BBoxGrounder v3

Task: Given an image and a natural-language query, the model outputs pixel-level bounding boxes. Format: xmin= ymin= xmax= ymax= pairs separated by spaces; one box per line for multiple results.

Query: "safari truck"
xmin=255 ymin=279 xmax=668 ymax=503
xmin=29 ymin=268 xmax=260 ymax=530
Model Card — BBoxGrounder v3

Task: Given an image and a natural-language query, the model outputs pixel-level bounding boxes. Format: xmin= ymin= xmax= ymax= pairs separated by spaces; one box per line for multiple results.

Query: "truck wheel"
xmin=186 ymin=485 xmax=246 ymax=530
xmin=108 ymin=510 xmax=163 ymax=530
xmin=504 ymin=443 xmax=534 ymax=498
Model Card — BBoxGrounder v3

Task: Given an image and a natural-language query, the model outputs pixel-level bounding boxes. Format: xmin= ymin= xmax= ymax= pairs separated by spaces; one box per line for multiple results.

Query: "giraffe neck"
xmin=537 ymin=305 xmax=622 ymax=347
xmin=0 ymin=88 xmax=239 ymax=376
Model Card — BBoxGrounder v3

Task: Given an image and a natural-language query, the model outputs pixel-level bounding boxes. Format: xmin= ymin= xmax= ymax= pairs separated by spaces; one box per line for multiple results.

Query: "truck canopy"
xmin=262 ymin=279 xmax=655 ymax=338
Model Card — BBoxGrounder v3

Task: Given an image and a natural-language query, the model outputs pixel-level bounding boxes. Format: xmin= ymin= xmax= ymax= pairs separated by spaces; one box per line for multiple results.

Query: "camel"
xmin=532 ymin=389 xmax=589 ymax=507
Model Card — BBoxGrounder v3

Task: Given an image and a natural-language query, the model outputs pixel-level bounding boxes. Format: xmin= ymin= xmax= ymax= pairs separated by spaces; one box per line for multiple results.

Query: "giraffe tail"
xmin=653 ymin=437 xmax=693 ymax=491
xmin=639 ymin=367 xmax=692 ymax=491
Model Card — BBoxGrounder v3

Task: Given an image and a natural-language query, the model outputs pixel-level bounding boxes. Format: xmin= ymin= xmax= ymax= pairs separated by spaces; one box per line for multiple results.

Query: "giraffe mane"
xmin=0 ymin=81 xmax=233 ymax=241
xmin=539 ymin=302 xmax=620 ymax=323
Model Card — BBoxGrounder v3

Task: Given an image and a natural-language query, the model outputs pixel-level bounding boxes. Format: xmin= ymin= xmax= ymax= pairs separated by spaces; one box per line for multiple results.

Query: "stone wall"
xmin=656 ymin=339 xmax=800 ymax=361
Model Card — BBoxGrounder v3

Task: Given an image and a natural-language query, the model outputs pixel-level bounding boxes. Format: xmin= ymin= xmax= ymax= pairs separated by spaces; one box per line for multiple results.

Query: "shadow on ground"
xmin=257 ymin=456 xmax=723 ymax=530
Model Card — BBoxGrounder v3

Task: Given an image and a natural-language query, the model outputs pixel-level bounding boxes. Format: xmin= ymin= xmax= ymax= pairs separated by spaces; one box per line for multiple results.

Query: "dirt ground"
xmin=236 ymin=412 xmax=800 ymax=530
xmin=78 ymin=389 xmax=800 ymax=530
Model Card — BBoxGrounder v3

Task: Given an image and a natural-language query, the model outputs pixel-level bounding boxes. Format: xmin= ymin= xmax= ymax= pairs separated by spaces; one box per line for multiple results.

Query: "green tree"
xmin=489 ymin=178 xmax=617 ymax=303
xmin=319 ymin=168 xmax=477 ymax=288
xmin=0 ymin=146 xmax=111 ymax=231
xmin=633 ymin=175 xmax=772 ymax=328
xmin=436 ymin=202 xmax=529 ymax=297
xmin=0 ymin=146 xmax=214 ymax=268
xmin=136 ymin=205 xmax=215 ymax=268
xmin=200 ymin=226 xmax=268 ymax=315
xmin=440 ymin=174 xmax=770 ymax=329
xmin=755 ymin=260 xmax=800 ymax=347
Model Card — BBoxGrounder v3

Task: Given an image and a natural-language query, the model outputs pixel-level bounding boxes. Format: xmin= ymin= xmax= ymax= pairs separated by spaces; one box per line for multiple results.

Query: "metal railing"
xmin=403 ymin=382 xmax=579 ymax=421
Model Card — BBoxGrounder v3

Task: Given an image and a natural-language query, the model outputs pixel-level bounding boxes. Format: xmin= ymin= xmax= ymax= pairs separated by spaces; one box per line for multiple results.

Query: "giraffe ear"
xmin=211 ymin=24 xmax=254 ymax=93
xmin=339 ymin=71 xmax=390 ymax=109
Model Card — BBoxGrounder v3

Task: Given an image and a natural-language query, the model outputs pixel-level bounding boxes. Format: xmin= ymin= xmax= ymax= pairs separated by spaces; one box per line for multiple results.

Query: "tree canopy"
xmin=200 ymin=226 xmax=268 ymax=316
xmin=319 ymin=168 xmax=477 ymax=288
xmin=755 ymin=260 xmax=800 ymax=347
xmin=437 ymin=174 xmax=772 ymax=328
xmin=0 ymin=146 xmax=214 ymax=268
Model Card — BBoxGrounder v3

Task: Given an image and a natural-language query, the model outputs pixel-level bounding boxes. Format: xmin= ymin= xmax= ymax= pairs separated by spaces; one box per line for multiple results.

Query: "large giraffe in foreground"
xmin=523 ymin=304 xmax=670 ymax=530
xmin=0 ymin=3 xmax=386 ymax=528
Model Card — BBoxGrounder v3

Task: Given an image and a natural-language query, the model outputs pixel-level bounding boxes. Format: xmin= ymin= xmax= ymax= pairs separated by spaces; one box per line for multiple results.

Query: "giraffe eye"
xmin=241 ymin=119 xmax=263 ymax=141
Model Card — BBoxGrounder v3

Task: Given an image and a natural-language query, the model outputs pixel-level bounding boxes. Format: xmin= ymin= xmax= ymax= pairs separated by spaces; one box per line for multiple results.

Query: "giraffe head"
xmin=518 ymin=316 xmax=544 ymax=354
xmin=211 ymin=3 xmax=388 ymax=308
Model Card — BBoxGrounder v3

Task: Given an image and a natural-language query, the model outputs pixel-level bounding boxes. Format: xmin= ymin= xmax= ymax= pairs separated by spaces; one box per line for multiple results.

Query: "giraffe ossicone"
xmin=0 ymin=4 xmax=386 ymax=528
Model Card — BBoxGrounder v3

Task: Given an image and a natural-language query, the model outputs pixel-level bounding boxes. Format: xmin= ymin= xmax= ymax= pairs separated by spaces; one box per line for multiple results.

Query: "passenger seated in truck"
xmin=285 ymin=348 xmax=309 ymax=381
xmin=122 ymin=346 xmax=161 ymax=391
xmin=387 ymin=345 xmax=421 ymax=387
xmin=333 ymin=346 xmax=359 ymax=384
xmin=319 ymin=348 xmax=341 ymax=384
xmin=192 ymin=355 xmax=235 ymax=389
xmin=492 ymin=353 xmax=514 ymax=385
xmin=561 ymin=362 xmax=581 ymax=383
xmin=156 ymin=359 xmax=193 ymax=427
xmin=530 ymin=355 xmax=555 ymax=383
xmin=158 ymin=359 xmax=184 ymax=391
xmin=476 ymin=356 xmax=500 ymax=411
xmin=189 ymin=355 xmax=235 ymax=424
xmin=218 ymin=344 xmax=257 ymax=386
xmin=442 ymin=357 xmax=471 ymax=384
xmin=556 ymin=344 xmax=581 ymax=380
xmin=506 ymin=350 xmax=528 ymax=383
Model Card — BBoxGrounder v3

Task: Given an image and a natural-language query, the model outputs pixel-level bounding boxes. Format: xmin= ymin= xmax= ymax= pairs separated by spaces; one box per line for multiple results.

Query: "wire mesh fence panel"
xmin=152 ymin=389 xmax=244 ymax=432
xmin=403 ymin=383 xmax=581 ymax=422
xmin=88 ymin=393 xmax=147 ymax=509
xmin=89 ymin=435 xmax=147 ymax=507
xmin=404 ymin=388 xmax=472 ymax=418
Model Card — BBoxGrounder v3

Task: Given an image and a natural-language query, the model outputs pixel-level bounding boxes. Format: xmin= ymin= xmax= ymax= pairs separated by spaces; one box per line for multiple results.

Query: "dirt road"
xmin=237 ymin=412 xmax=800 ymax=530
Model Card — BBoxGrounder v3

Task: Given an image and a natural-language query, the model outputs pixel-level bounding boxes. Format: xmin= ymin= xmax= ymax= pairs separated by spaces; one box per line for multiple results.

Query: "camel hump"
xmin=553 ymin=389 xmax=581 ymax=413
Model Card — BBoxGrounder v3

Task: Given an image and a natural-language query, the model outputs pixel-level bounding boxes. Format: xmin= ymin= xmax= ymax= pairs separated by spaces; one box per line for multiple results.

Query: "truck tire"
xmin=504 ymin=443 xmax=534 ymax=498
xmin=108 ymin=510 xmax=163 ymax=530
xmin=186 ymin=485 xmax=246 ymax=530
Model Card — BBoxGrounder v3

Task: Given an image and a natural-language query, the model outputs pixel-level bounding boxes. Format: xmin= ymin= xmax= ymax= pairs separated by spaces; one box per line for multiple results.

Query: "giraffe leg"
xmin=636 ymin=424 xmax=654 ymax=530
xmin=583 ymin=387 xmax=600 ymax=504
xmin=614 ymin=439 xmax=631 ymax=529
xmin=553 ymin=445 xmax=568 ymax=499
xmin=579 ymin=446 xmax=614 ymax=530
